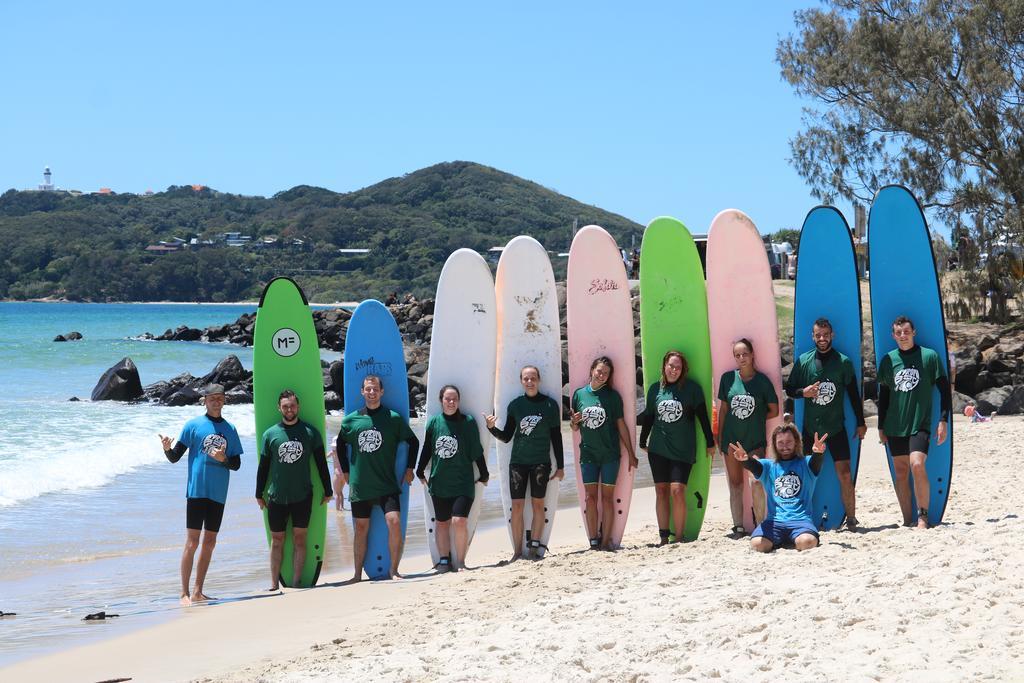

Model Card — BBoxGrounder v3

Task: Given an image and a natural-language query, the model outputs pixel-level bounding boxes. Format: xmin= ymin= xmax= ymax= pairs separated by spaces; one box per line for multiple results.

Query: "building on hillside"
xmin=38 ymin=167 xmax=54 ymax=191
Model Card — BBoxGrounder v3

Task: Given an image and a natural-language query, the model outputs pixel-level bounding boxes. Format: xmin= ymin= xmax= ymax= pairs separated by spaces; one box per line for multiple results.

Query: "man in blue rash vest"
xmin=158 ymin=384 xmax=243 ymax=606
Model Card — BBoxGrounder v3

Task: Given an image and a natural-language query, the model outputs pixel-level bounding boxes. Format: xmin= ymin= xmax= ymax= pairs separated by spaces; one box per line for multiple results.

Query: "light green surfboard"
xmin=253 ymin=277 xmax=328 ymax=587
xmin=639 ymin=217 xmax=713 ymax=541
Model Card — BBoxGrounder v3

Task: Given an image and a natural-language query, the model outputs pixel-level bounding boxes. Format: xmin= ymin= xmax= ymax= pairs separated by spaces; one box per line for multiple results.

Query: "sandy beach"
xmin=5 ymin=414 xmax=1023 ymax=682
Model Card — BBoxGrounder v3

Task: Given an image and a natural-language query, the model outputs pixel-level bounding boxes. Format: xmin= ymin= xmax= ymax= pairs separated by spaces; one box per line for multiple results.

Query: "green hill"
xmin=0 ymin=161 xmax=643 ymax=302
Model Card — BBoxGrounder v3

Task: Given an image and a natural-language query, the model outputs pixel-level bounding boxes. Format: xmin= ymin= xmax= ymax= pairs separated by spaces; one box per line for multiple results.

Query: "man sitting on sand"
xmin=159 ymin=383 xmax=243 ymax=605
xmin=256 ymin=390 xmax=333 ymax=591
xmin=729 ymin=424 xmax=827 ymax=552
xmin=331 ymin=375 xmax=419 ymax=581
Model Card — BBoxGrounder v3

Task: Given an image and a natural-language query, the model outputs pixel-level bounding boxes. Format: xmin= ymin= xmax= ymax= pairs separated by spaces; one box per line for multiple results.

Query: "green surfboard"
xmin=253 ymin=277 xmax=328 ymax=587
xmin=639 ymin=217 xmax=713 ymax=541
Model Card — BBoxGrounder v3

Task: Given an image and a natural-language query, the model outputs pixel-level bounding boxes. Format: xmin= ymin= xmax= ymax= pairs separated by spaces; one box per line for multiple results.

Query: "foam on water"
xmin=0 ymin=401 xmax=256 ymax=508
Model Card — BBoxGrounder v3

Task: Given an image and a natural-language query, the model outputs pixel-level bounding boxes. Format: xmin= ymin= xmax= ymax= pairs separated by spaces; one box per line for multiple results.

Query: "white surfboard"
xmin=421 ymin=249 xmax=497 ymax=567
xmin=495 ymin=235 xmax=563 ymax=557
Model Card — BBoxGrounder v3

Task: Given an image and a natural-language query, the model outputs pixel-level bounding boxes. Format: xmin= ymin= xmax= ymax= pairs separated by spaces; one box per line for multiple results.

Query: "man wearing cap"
xmin=159 ymin=383 xmax=243 ymax=605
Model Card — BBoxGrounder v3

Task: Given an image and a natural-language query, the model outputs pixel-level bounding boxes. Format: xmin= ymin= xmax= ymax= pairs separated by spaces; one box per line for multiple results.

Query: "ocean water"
xmin=0 ymin=302 xmax=666 ymax=665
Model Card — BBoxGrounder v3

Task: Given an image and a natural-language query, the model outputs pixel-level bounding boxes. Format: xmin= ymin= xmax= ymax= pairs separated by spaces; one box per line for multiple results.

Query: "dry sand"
xmin=4 ymin=416 xmax=1022 ymax=682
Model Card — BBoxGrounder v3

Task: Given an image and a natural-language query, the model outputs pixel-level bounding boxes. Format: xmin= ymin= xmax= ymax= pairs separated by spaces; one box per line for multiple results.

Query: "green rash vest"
xmin=496 ymin=394 xmax=562 ymax=466
xmin=572 ymin=384 xmax=625 ymax=466
xmin=336 ymin=406 xmax=416 ymax=503
xmin=878 ymin=346 xmax=946 ymax=436
xmin=417 ymin=413 xmax=485 ymax=500
xmin=640 ymin=379 xmax=708 ymax=463
xmin=257 ymin=421 xmax=331 ymax=504
xmin=718 ymin=370 xmax=778 ymax=452
xmin=785 ymin=348 xmax=857 ymax=436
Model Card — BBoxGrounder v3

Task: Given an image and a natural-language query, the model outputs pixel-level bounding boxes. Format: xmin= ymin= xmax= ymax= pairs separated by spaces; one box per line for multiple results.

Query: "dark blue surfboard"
xmin=868 ymin=185 xmax=953 ymax=526
xmin=793 ymin=207 xmax=863 ymax=531
xmin=343 ymin=300 xmax=410 ymax=579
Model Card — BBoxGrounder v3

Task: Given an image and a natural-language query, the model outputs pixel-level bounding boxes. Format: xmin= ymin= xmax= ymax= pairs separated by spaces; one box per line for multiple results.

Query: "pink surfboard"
xmin=567 ymin=225 xmax=636 ymax=548
xmin=707 ymin=209 xmax=784 ymax=532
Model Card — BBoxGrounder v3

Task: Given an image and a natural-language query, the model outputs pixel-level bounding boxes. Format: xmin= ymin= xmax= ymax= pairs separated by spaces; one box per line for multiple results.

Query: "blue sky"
xmin=1 ymin=2 xmax=853 ymax=235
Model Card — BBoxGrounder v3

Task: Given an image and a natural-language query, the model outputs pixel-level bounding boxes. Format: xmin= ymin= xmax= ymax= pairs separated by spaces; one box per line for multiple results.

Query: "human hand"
xmin=159 ymin=434 xmax=174 ymax=450
xmin=550 ymin=468 xmax=565 ymax=481
xmin=855 ymin=425 xmax=867 ymax=440
xmin=403 ymin=469 xmax=414 ymax=485
xmin=210 ymin=445 xmax=226 ymax=462
xmin=484 ymin=413 xmax=497 ymax=429
xmin=256 ymin=497 xmax=266 ymax=510
xmin=803 ymin=382 xmax=820 ymax=399
xmin=878 ymin=429 xmax=888 ymax=445
xmin=728 ymin=442 xmax=748 ymax=461
xmin=811 ymin=432 xmax=829 ymax=454
xmin=321 ymin=495 xmax=332 ymax=506
xmin=937 ymin=420 xmax=948 ymax=445
xmin=629 ymin=453 xmax=639 ymax=470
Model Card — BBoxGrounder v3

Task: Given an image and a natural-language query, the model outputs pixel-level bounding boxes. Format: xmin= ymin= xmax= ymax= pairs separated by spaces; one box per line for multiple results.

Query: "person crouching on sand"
xmin=570 ymin=356 xmax=637 ymax=550
xmin=486 ymin=365 xmax=564 ymax=562
xmin=638 ymin=350 xmax=714 ymax=545
xmin=729 ymin=424 xmax=826 ymax=552
xmin=416 ymin=384 xmax=489 ymax=571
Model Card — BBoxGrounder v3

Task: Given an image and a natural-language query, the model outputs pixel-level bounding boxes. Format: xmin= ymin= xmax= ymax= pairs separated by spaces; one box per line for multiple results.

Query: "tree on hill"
xmin=777 ymin=0 xmax=1024 ymax=321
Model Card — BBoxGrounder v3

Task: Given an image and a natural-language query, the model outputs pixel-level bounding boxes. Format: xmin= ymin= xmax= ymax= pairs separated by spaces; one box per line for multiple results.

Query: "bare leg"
xmin=385 ymin=510 xmax=402 ymax=578
xmin=530 ymin=496 xmax=546 ymax=555
xmin=583 ymin=484 xmax=600 ymax=541
xmin=834 ymin=460 xmax=856 ymax=523
xmin=670 ymin=483 xmax=687 ymax=541
xmin=794 ymin=533 xmax=819 ymax=551
xmin=436 ymin=519 xmax=452 ymax=565
xmin=333 ymin=475 xmax=344 ymax=511
xmin=179 ymin=529 xmax=200 ymax=605
xmin=452 ymin=516 xmax=469 ymax=569
xmin=891 ymin=455 xmax=913 ymax=526
xmin=750 ymin=537 xmax=774 ymax=553
xmin=191 ymin=530 xmax=217 ymax=602
xmin=351 ymin=517 xmax=369 ymax=582
xmin=291 ymin=527 xmax=307 ymax=585
xmin=910 ymin=451 xmax=930 ymax=528
xmin=269 ymin=531 xmax=286 ymax=591
xmin=654 ymin=483 xmax=670 ymax=530
xmin=600 ymin=485 xmax=615 ymax=549
xmin=724 ymin=454 xmax=746 ymax=527
xmin=751 ymin=481 xmax=767 ymax=525
xmin=510 ymin=499 xmax=525 ymax=561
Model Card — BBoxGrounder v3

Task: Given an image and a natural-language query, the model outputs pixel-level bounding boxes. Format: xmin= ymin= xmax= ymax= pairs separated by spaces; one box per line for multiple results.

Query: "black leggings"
xmin=431 ymin=495 xmax=473 ymax=522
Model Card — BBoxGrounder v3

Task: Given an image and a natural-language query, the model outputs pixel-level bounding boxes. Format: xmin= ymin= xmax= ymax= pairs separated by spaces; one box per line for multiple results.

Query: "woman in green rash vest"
xmin=570 ymin=357 xmax=638 ymax=550
xmin=638 ymin=351 xmax=715 ymax=545
xmin=416 ymin=385 xmax=489 ymax=572
xmin=716 ymin=338 xmax=780 ymax=536
xmin=486 ymin=366 xmax=565 ymax=561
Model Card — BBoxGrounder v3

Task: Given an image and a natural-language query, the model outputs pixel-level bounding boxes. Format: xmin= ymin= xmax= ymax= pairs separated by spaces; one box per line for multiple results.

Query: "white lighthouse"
xmin=38 ymin=167 xmax=55 ymax=191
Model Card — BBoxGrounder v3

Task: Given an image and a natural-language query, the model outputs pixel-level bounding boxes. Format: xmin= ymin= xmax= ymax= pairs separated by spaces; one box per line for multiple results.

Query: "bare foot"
xmin=179 ymin=594 xmax=192 ymax=607
xmin=268 ymin=585 xmax=280 ymax=592
xmin=916 ymin=518 xmax=930 ymax=530
xmin=388 ymin=572 xmax=403 ymax=581
xmin=190 ymin=592 xmax=213 ymax=603
xmin=345 ymin=574 xmax=363 ymax=585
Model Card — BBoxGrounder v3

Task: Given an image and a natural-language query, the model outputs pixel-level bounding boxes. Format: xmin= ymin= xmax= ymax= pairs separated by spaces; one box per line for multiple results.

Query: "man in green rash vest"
xmin=877 ymin=316 xmax=951 ymax=529
xmin=785 ymin=318 xmax=866 ymax=530
xmin=331 ymin=375 xmax=420 ymax=580
xmin=256 ymin=390 xmax=333 ymax=591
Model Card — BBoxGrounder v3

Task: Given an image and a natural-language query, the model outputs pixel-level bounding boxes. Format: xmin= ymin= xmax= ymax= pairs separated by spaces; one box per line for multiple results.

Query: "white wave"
xmin=0 ymin=402 xmax=256 ymax=508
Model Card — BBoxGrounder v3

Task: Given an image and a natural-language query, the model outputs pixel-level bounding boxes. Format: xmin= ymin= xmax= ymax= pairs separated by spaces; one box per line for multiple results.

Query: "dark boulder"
xmin=976 ymin=386 xmax=1012 ymax=415
xmin=91 ymin=358 xmax=144 ymax=401
xmin=978 ymin=334 xmax=998 ymax=352
xmin=165 ymin=386 xmax=203 ymax=407
xmin=987 ymin=357 xmax=1016 ymax=374
xmin=863 ymin=399 xmax=878 ymax=418
xmin=54 ymin=331 xmax=83 ymax=342
xmin=224 ymin=386 xmax=253 ymax=405
xmin=329 ymin=361 xmax=344 ymax=393
xmin=201 ymin=355 xmax=249 ymax=386
xmin=170 ymin=326 xmax=203 ymax=342
xmin=951 ymin=391 xmax=972 ymax=416
xmin=996 ymin=386 xmax=1024 ymax=415
xmin=324 ymin=391 xmax=342 ymax=411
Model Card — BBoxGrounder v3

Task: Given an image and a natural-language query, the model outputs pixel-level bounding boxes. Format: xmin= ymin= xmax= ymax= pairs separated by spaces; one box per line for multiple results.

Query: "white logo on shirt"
xmin=581 ymin=406 xmax=606 ymax=430
xmin=894 ymin=368 xmax=920 ymax=392
xmin=358 ymin=429 xmax=383 ymax=453
xmin=730 ymin=394 xmax=756 ymax=420
xmin=435 ymin=435 xmax=459 ymax=459
xmin=519 ymin=415 xmax=543 ymax=436
xmin=774 ymin=471 xmax=802 ymax=499
xmin=202 ymin=433 xmax=227 ymax=455
xmin=277 ymin=440 xmax=304 ymax=464
xmin=657 ymin=399 xmax=683 ymax=423
xmin=813 ymin=380 xmax=837 ymax=406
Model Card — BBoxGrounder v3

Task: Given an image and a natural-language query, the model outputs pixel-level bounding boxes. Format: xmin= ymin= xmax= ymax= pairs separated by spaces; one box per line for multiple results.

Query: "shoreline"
xmin=7 ymin=414 xmax=1024 ymax=681
xmin=6 ymin=299 xmax=359 ymax=307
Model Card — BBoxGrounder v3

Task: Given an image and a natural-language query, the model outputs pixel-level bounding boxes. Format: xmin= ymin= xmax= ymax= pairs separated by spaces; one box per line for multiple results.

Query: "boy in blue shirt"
xmin=159 ymin=384 xmax=243 ymax=605
xmin=728 ymin=423 xmax=826 ymax=552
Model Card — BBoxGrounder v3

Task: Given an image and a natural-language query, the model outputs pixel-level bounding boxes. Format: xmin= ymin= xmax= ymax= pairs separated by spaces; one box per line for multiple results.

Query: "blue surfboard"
xmin=868 ymin=185 xmax=953 ymax=526
xmin=793 ymin=206 xmax=863 ymax=530
xmin=343 ymin=299 xmax=410 ymax=579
